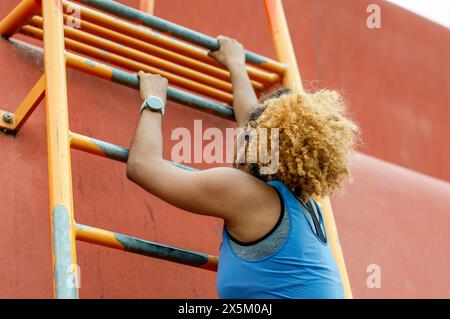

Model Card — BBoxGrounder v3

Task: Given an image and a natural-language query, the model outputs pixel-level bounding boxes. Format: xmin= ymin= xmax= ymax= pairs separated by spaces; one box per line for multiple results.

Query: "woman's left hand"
xmin=138 ymin=71 xmax=168 ymax=104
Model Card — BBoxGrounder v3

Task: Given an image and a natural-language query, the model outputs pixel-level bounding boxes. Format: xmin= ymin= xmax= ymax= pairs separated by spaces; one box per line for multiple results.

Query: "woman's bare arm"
xmin=126 ymin=72 xmax=279 ymax=233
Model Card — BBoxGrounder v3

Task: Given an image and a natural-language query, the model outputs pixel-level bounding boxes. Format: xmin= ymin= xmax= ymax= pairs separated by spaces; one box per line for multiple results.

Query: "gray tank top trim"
xmin=229 ymin=205 xmax=290 ymax=260
xmin=228 ymin=189 xmax=323 ymax=260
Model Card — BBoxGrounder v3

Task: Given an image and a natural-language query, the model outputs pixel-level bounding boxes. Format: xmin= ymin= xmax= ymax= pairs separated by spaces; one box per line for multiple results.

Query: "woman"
xmin=126 ymin=36 xmax=359 ymax=298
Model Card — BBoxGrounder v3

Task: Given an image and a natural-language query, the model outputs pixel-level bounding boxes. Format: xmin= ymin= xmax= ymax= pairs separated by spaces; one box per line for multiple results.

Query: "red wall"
xmin=333 ymin=153 xmax=450 ymax=298
xmin=153 ymin=0 xmax=450 ymax=181
xmin=0 ymin=0 xmax=449 ymax=298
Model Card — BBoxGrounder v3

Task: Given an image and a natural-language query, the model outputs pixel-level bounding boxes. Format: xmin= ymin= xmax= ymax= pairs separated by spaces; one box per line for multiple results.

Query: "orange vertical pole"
xmin=263 ymin=0 xmax=302 ymax=91
xmin=263 ymin=0 xmax=353 ymax=299
xmin=140 ymin=0 xmax=155 ymax=14
xmin=43 ymin=0 xmax=79 ymax=298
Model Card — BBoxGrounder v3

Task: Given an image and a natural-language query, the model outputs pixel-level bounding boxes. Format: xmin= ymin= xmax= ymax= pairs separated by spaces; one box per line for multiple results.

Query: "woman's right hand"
xmin=208 ymin=35 xmax=246 ymax=70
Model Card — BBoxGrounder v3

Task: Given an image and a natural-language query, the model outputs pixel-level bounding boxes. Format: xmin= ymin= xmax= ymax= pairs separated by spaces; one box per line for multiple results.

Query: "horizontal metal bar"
xmin=58 ymin=14 xmax=268 ymax=89
xmin=22 ymin=24 xmax=235 ymax=104
xmin=63 ymin=1 xmax=281 ymax=84
xmin=69 ymin=131 xmax=129 ymax=162
xmin=76 ymin=224 xmax=219 ymax=271
xmin=16 ymin=27 xmax=235 ymax=120
xmin=29 ymin=16 xmax=239 ymax=95
xmin=63 ymin=52 xmax=236 ymax=120
xmin=73 ymin=0 xmax=287 ymax=74
xmin=69 ymin=131 xmax=197 ymax=172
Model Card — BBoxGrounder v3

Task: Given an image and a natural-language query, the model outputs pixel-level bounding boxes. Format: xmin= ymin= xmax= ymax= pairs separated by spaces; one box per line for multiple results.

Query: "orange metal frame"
xmin=264 ymin=0 xmax=352 ymax=298
xmin=0 ymin=0 xmax=352 ymax=299
xmin=139 ymin=0 xmax=155 ymax=14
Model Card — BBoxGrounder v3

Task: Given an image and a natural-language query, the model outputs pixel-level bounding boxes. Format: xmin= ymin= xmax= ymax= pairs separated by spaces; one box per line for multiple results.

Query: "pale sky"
xmin=386 ymin=0 xmax=450 ymax=29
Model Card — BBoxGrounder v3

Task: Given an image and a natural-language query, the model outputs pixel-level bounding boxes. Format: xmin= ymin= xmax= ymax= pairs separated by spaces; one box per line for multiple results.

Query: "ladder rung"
xmin=76 ymin=224 xmax=219 ymax=272
xmin=69 ymin=131 xmax=198 ymax=172
xmin=70 ymin=131 xmax=129 ymax=163
xmin=29 ymin=15 xmax=244 ymax=94
xmin=7 ymin=37 xmax=236 ymax=121
xmin=58 ymin=15 xmax=271 ymax=89
xmin=22 ymin=24 xmax=235 ymax=104
xmin=63 ymin=51 xmax=236 ymax=120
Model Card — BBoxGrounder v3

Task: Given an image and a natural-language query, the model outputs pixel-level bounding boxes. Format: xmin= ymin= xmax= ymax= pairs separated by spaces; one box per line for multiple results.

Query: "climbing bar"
xmin=69 ymin=131 xmax=197 ymax=172
xmin=29 ymin=16 xmax=240 ymax=94
xmin=62 ymin=1 xmax=282 ymax=84
xmin=76 ymin=224 xmax=219 ymax=272
xmin=70 ymin=131 xmax=129 ymax=163
xmin=15 ymin=30 xmax=236 ymax=120
xmin=69 ymin=131 xmax=197 ymax=171
xmin=62 ymin=52 xmax=235 ymax=120
xmin=21 ymin=25 xmax=234 ymax=104
xmin=73 ymin=0 xmax=286 ymax=75
xmin=0 ymin=73 xmax=46 ymax=132
xmin=59 ymin=14 xmax=266 ymax=91
xmin=0 ymin=0 xmax=41 ymax=37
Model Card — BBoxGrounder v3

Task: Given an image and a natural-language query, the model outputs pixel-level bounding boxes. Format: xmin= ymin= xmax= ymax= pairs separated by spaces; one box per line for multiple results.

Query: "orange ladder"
xmin=0 ymin=0 xmax=352 ymax=299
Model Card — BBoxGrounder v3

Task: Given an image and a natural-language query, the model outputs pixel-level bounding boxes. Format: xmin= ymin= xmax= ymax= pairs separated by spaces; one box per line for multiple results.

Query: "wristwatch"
xmin=140 ymin=96 xmax=165 ymax=116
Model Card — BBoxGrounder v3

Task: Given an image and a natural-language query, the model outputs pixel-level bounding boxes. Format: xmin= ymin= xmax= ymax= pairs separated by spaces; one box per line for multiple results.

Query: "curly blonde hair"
xmin=242 ymin=88 xmax=359 ymax=201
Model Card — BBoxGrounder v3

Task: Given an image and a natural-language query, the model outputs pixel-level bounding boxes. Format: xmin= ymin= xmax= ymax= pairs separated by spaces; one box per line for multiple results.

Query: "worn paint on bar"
xmin=80 ymin=0 xmax=218 ymax=48
xmin=110 ymin=67 xmax=139 ymax=89
xmin=71 ymin=131 xmax=197 ymax=171
xmin=76 ymin=224 xmax=125 ymax=250
xmin=167 ymin=88 xmax=234 ymax=120
xmin=76 ymin=224 xmax=217 ymax=271
xmin=201 ymin=255 xmax=219 ymax=271
xmin=52 ymin=205 xmax=78 ymax=299
xmin=110 ymin=68 xmax=235 ymax=120
xmin=77 ymin=0 xmax=279 ymax=68
xmin=43 ymin=0 xmax=78 ymax=299
xmin=90 ymin=137 xmax=129 ymax=162
xmin=114 ymin=232 xmax=211 ymax=267
xmin=84 ymin=59 xmax=97 ymax=68
xmin=30 ymin=17 xmax=237 ymax=94
xmin=63 ymin=1 xmax=281 ymax=81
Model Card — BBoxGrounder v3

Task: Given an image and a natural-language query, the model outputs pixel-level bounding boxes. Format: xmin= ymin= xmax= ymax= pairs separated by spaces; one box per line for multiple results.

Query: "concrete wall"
xmin=0 ymin=0 xmax=449 ymax=298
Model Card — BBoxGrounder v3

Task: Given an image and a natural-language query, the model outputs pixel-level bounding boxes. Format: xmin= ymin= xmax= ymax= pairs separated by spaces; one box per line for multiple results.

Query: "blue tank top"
xmin=216 ymin=180 xmax=345 ymax=299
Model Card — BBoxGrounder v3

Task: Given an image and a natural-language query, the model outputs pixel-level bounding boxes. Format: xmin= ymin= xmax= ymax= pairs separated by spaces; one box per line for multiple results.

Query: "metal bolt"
xmin=2 ymin=113 xmax=13 ymax=124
